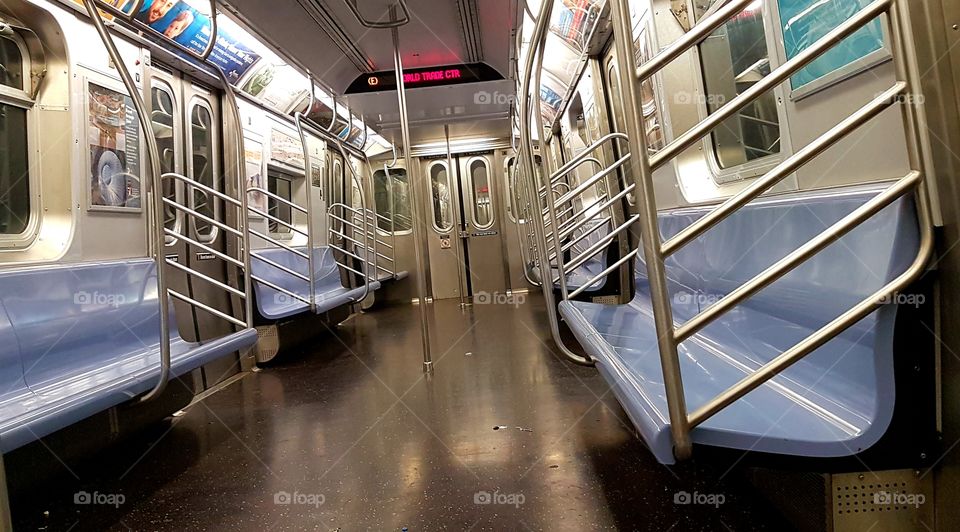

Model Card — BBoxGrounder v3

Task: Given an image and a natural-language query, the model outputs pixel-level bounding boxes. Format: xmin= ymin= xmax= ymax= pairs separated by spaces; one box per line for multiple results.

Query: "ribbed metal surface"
xmin=456 ymin=0 xmax=483 ymax=63
xmin=298 ymin=0 xmax=374 ymax=72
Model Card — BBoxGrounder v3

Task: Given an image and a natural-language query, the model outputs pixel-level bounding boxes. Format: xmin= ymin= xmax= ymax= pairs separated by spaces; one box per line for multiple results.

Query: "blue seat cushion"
xmin=0 ymin=259 xmax=257 ymax=452
xmin=251 ymin=246 xmax=381 ymax=320
xmin=560 ymin=185 xmax=920 ymax=464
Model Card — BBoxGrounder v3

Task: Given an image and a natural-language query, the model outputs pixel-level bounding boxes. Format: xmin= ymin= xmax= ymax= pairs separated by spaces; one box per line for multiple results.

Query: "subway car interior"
xmin=2 ymin=0 xmax=960 ymax=530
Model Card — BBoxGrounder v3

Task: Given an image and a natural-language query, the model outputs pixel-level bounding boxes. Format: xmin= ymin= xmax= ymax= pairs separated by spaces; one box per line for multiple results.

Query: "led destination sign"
xmin=346 ymin=63 xmax=503 ymax=94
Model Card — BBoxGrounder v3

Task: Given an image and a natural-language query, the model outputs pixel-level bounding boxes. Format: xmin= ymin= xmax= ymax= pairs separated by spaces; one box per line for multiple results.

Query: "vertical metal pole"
xmin=518 ymin=0 xmax=592 ymax=366
xmin=446 ymin=124 xmax=467 ymax=307
xmin=84 ymin=0 xmax=172 ymax=402
xmin=609 ymin=0 xmax=691 ymax=459
xmin=392 ymin=7 xmax=433 ymax=372
xmin=296 ymin=76 xmax=319 ymax=312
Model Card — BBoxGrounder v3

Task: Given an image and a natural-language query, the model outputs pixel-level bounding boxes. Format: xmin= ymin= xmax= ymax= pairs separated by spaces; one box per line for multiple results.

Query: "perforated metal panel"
xmin=591 ymin=295 xmax=619 ymax=304
xmin=831 ymin=470 xmax=934 ymax=531
xmin=255 ymin=325 xmax=279 ymax=364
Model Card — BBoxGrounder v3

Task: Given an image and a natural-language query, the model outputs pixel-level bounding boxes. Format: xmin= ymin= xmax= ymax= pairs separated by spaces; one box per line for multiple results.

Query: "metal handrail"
xmin=247 ymin=187 xmax=309 ymax=214
xmin=342 ymin=0 xmax=410 ymax=29
xmin=604 ymin=0 xmax=934 ymax=460
xmin=518 ymin=0 xmax=593 ymax=366
xmin=540 ymin=157 xmax=605 ymax=192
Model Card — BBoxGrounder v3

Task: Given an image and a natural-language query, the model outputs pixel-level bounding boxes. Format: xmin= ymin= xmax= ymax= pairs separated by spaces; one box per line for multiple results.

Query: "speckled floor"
xmin=7 ymin=296 xmax=791 ymax=531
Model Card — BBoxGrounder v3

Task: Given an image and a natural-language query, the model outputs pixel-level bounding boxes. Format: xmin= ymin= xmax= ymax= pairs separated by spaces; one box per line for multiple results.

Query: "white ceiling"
xmin=221 ymin=0 xmax=517 ymax=144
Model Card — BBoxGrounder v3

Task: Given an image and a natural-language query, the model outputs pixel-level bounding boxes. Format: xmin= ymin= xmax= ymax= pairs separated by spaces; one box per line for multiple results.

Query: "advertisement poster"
xmin=241 ymin=62 xmax=309 ymax=114
xmin=270 ymin=129 xmax=305 ymax=169
xmin=245 ymin=139 xmax=267 ymax=215
xmin=135 ymin=0 xmax=262 ymax=84
xmin=88 ymin=82 xmax=142 ymax=211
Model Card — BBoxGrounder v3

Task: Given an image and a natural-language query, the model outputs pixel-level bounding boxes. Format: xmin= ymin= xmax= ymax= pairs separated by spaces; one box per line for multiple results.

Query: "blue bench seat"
xmin=0 ymin=259 xmax=256 ymax=452
xmin=251 ymin=246 xmax=383 ymax=320
xmin=559 ymin=185 xmax=920 ymax=464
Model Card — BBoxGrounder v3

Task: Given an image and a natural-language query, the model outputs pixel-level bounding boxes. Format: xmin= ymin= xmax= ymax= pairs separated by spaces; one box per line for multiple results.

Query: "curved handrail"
xmin=518 ymin=0 xmax=592 ymax=366
xmin=85 ymin=0 xmax=170 ymax=402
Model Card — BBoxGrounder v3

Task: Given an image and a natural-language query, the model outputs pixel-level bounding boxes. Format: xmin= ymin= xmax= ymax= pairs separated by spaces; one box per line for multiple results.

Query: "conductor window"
xmin=268 ymin=172 xmax=293 ymax=236
xmin=373 ymin=168 xmax=413 ymax=233
xmin=0 ymin=34 xmax=31 ymax=237
xmin=697 ymin=0 xmax=782 ymax=169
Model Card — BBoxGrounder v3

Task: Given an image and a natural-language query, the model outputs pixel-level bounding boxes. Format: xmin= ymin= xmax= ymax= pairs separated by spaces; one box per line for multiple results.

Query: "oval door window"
xmin=470 ymin=158 xmax=493 ymax=228
xmin=430 ymin=162 xmax=453 ymax=232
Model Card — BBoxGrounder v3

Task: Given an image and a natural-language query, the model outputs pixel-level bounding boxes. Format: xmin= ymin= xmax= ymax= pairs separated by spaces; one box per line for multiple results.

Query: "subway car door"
xmin=146 ymin=67 xmax=196 ymax=344
xmin=457 ymin=154 xmax=507 ymax=296
xmin=423 ymin=158 xmax=464 ymax=300
xmin=182 ymin=80 xmax=239 ymax=385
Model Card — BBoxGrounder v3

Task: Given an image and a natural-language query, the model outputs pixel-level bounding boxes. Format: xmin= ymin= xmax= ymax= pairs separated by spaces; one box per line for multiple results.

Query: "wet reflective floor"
xmin=8 ymin=296 xmax=791 ymax=531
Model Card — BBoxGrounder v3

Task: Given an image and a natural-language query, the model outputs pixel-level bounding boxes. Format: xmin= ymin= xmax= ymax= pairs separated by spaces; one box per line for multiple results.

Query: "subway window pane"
xmin=151 ymin=87 xmax=178 ymax=231
xmin=0 ymin=104 xmax=29 ymax=235
xmin=697 ymin=0 xmax=781 ymax=169
xmin=268 ymin=174 xmax=292 ymax=234
xmin=470 ymin=160 xmax=492 ymax=227
xmin=430 ymin=163 xmax=453 ymax=231
xmin=374 ymin=169 xmax=413 ymax=232
xmin=0 ymin=38 xmax=24 ymax=91
xmin=191 ymin=105 xmax=217 ymax=237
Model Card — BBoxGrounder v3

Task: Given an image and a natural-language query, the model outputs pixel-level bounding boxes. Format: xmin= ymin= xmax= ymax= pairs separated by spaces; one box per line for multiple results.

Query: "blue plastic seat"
xmin=560 ymin=185 xmax=920 ymax=464
xmin=552 ymin=219 xmax=612 ymax=293
xmin=251 ymin=246 xmax=382 ymax=320
xmin=0 ymin=259 xmax=257 ymax=452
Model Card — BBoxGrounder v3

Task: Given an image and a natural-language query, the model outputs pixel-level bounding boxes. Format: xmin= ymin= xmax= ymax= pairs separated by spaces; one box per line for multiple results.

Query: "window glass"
xmin=190 ymin=103 xmax=217 ymax=238
xmin=151 ymin=86 xmax=178 ymax=232
xmin=469 ymin=159 xmax=493 ymax=228
xmin=505 ymin=158 xmax=523 ymax=224
xmin=0 ymin=37 xmax=24 ymax=91
xmin=0 ymin=104 xmax=29 ymax=235
xmin=373 ymin=168 xmax=413 ymax=233
xmin=430 ymin=163 xmax=453 ymax=232
xmin=697 ymin=0 xmax=781 ymax=169
xmin=268 ymin=173 xmax=292 ymax=235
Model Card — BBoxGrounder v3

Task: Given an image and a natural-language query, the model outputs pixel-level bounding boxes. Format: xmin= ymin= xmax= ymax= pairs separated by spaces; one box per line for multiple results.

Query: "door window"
xmin=429 ymin=162 xmax=453 ymax=232
xmin=468 ymin=158 xmax=494 ymax=229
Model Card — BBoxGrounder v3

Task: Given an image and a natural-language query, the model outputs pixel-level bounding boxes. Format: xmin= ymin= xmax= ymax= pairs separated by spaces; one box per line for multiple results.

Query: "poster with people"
xmin=135 ymin=0 xmax=262 ymax=85
xmin=88 ymin=82 xmax=142 ymax=211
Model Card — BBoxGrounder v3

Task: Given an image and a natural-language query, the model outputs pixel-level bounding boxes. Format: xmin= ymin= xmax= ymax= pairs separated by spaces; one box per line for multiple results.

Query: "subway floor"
xmin=7 ymin=296 xmax=791 ymax=531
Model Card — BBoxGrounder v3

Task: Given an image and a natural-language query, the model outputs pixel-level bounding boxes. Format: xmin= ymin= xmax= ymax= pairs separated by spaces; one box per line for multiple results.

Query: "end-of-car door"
xmin=147 ymin=68 xmax=196 ymax=342
xmin=423 ymin=158 xmax=464 ymax=300
xmin=458 ymin=154 xmax=507 ymax=296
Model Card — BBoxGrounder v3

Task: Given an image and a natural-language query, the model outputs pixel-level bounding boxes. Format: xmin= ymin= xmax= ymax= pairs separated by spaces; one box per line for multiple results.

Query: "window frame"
xmin=150 ymin=79 xmax=185 ymax=246
xmin=372 ymin=167 xmax=414 ymax=236
xmin=465 ymin=156 xmax=495 ymax=230
xmin=186 ymin=95 xmax=220 ymax=243
xmin=687 ymin=0 xmax=789 ymax=185
xmin=0 ymin=31 xmax=40 ymax=250
xmin=427 ymin=160 xmax=454 ymax=234
xmin=267 ymin=170 xmax=295 ymax=240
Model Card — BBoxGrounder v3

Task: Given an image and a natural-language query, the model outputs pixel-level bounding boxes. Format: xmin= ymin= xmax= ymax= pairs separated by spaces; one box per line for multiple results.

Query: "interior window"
xmin=430 ymin=163 xmax=453 ymax=232
xmin=190 ymin=103 xmax=218 ymax=239
xmin=0 ymin=103 xmax=29 ymax=235
xmin=505 ymin=158 xmax=525 ymax=224
xmin=151 ymin=85 xmax=178 ymax=232
xmin=0 ymin=36 xmax=30 ymax=236
xmin=469 ymin=159 xmax=493 ymax=228
xmin=0 ymin=37 xmax=24 ymax=91
xmin=697 ymin=0 xmax=781 ymax=169
xmin=268 ymin=172 xmax=293 ymax=235
xmin=373 ymin=168 xmax=413 ymax=233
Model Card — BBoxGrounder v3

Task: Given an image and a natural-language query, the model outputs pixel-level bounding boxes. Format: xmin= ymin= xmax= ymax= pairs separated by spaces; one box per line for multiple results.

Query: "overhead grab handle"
xmin=342 ymin=0 xmax=411 ymax=29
